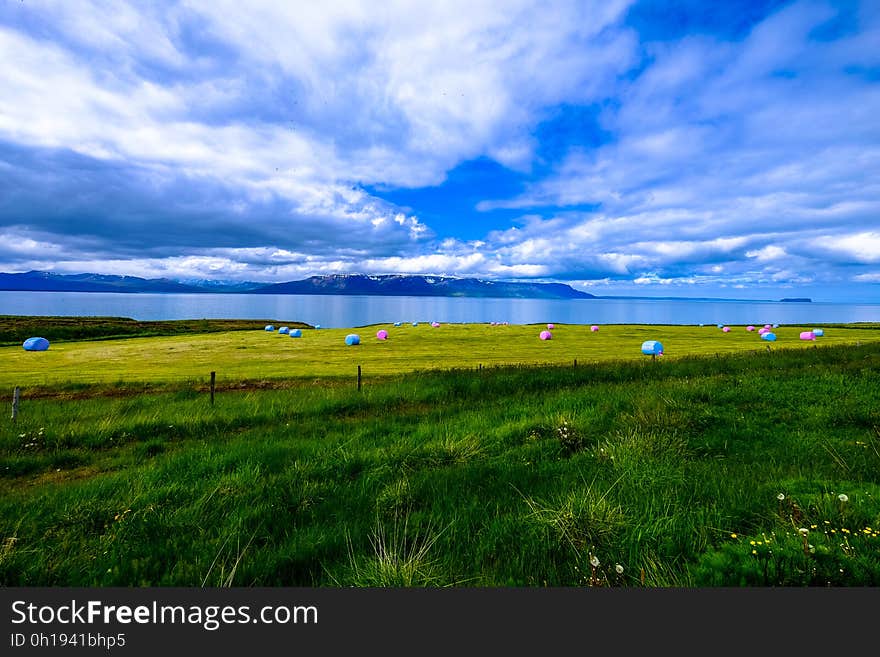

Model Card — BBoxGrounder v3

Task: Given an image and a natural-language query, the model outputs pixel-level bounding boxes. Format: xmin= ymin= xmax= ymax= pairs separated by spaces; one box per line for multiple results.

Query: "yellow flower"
xmin=751 ymin=550 xmax=757 ymax=555
xmin=730 ymin=533 xmax=738 ymax=539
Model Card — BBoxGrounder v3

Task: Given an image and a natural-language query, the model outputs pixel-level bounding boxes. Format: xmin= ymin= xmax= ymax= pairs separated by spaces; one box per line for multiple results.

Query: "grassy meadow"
xmin=2 ymin=319 xmax=879 ymax=390
xmin=1 ymin=318 xmax=879 ymax=587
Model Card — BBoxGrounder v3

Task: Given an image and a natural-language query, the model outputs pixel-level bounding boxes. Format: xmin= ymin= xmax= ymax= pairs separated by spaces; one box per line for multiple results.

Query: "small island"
xmin=779 ymin=298 xmax=812 ymax=303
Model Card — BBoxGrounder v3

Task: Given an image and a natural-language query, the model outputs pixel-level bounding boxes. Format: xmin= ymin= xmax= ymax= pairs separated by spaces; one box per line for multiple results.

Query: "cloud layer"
xmin=1 ymin=1 xmax=878 ymax=299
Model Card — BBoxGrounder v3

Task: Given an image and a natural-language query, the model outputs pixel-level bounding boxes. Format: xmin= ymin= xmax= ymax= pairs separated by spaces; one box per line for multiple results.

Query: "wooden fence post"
xmin=11 ymin=387 xmax=20 ymax=423
xmin=574 ymin=359 xmax=577 ymax=367
xmin=357 ymin=365 xmax=362 ymax=391
xmin=210 ymin=371 xmax=216 ymax=405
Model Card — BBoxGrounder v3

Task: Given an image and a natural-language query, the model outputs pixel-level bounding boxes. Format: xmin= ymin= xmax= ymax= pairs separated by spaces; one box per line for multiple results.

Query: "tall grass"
xmin=0 ymin=340 xmax=878 ymax=586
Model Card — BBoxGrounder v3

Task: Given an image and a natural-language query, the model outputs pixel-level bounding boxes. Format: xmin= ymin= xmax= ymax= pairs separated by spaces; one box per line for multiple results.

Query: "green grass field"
xmin=1 ymin=319 xmax=879 ymax=587
xmin=2 ymin=321 xmax=878 ymax=389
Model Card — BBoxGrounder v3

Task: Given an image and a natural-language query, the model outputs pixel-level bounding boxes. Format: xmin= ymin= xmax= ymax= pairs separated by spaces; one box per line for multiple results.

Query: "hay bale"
xmin=641 ymin=340 xmax=663 ymax=356
xmin=22 ymin=337 xmax=50 ymax=351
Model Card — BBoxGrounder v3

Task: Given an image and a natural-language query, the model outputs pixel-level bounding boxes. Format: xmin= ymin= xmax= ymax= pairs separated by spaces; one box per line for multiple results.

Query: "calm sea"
xmin=1 ymin=291 xmax=879 ymax=328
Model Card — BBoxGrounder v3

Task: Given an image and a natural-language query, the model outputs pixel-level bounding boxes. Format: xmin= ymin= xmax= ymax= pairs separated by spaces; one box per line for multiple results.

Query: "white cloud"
xmin=1 ymin=0 xmax=878 ymax=298
xmin=746 ymin=245 xmax=787 ymax=261
xmin=812 ymin=232 xmax=880 ymax=264
xmin=0 ymin=1 xmax=643 ymax=271
xmin=470 ymin=1 xmax=880 ymax=287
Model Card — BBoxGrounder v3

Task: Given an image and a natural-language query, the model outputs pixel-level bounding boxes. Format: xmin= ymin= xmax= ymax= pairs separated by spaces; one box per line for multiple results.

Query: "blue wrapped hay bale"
xmin=264 ymin=325 xmax=275 ymax=331
xmin=278 ymin=326 xmax=289 ymax=334
xmin=811 ymin=328 xmax=824 ymax=337
xmin=761 ymin=332 xmax=777 ymax=341
xmin=345 ymin=334 xmax=361 ymax=346
xmin=23 ymin=337 xmax=50 ymax=351
xmin=289 ymin=329 xmax=302 ymax=338
xmin=641 ymin=340 xmax=663 ymax=356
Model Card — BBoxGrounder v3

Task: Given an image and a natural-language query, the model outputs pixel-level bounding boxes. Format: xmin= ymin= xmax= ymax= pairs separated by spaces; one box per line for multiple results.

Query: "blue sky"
xmin=1 ymin=1 xmax=878 ymax=302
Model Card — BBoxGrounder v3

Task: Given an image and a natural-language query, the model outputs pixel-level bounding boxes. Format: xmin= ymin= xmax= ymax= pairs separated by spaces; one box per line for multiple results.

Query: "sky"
xmin=1 ymin=0 xmax=879 ymax=302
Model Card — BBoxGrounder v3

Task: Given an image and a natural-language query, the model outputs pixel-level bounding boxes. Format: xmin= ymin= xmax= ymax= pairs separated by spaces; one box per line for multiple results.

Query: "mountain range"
xmin=0 ymin=271 xmax=596 ymax=300
xmin=0 ymin=271 xmax=813 ymax=302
